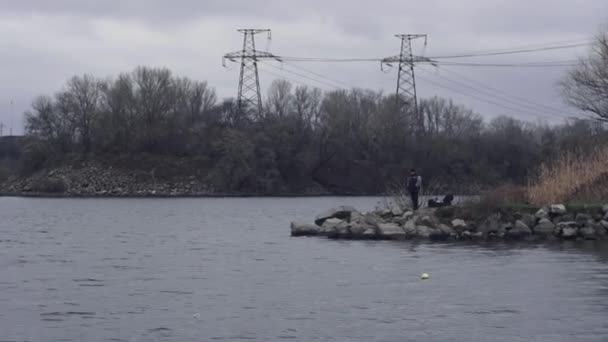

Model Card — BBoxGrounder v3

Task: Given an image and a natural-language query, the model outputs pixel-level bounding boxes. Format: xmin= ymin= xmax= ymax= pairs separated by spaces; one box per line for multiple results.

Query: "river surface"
xmin=1 ymin=197 xmax=608 ymax=342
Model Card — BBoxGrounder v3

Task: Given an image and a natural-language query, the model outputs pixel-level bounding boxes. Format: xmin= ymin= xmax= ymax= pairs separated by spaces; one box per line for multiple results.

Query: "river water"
xmin=1 ymin=197 xmax=608 ymax=342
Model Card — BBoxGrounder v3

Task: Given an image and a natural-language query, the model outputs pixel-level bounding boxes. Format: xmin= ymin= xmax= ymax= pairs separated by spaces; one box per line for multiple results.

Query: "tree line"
xmin=21 ymin=33 xmax=608 ymax=194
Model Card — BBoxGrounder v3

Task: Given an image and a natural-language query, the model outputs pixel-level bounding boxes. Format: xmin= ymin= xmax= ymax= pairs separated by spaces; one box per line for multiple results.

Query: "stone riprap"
xmin=291 ymin=205 xmax=608 ymax=241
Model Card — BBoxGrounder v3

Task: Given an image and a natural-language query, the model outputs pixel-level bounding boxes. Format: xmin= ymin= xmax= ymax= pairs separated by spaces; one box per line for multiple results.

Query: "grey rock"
xmin=600 ymin=220 xmax=608 ymax=231
xmin=534 ymin=218 xmax=556 ymax=235
xmin=290 ymin=222 xmax=320 ymax=236
xmin=478 ymin=214 xmax=502 ymax=236
xmin=535 ymin=208 xmax=549 ymax=220
xmin=403 ymin=220 xmax=417 ymax=238
xmin=364 ymin=213 xmax=384 ymax=229
xmin=349 ymin=222 xmax=370 ymax=236
xmin=350 ymin=210 xmax=364 ymax=223
xmin=402 ymin=211 xmax=414 ymax=221
xmin=377 ymin=223 xmax=406 ymax=240
xmin=416 ymin=225 xmax=434 ymax=239
xmin=392 ymin=216 xmax=410 ymax=225
xmin=334 ymin=221 xmax=351 ymax=237
xmin=602 ymin=204 xmax=608 ymax=214
xmin=431 ymin=224 xmax=454 ymax=240
xmin=451 ymin=219 xmax=467 ymax=232
xmin=549 ymin=204 xmax=567 ymax=215
xmin=320 ymin=218 xmax=343 ymax=236
xmin=391 ymin=207 xmax=404 ymax=217
xmin=520 ymin=214 xmax=537 ymax=229
xmin=362 ymin=228 xmax=377 ymax=237
xmin=417 ymin=215 xmax=438 ymax=229
xmin=556 ymin=222 xmax=578 ymax=239
xmin=580 ymin=226 xmax=596 ymax=240
xmin=575 ymin=213 xmax=593 ymax=225
xmin=506 ymin=220 xmax=532 ymax=239
xmin=314 ymin=206 xmax=357 ymax=226
xmin=472 ymin=232 xmax=484 ymax=239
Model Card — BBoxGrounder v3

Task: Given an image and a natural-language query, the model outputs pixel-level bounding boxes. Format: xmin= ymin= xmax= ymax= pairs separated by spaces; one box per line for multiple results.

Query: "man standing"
xmin=407 ymin=169 xmax=422 ymax=210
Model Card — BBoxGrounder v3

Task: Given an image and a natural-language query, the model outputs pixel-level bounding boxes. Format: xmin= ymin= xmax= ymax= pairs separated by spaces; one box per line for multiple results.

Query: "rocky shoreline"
xmin=291 ymin=204 xmax=608 ymax=242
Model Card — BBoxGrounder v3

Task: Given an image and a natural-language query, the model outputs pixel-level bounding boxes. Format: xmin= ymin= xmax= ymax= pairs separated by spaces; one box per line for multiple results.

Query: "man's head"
xmin=410 ymin=168 xmax=417 ymax=176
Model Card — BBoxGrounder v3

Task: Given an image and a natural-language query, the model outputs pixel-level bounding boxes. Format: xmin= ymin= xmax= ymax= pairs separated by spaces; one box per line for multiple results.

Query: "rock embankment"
xmin=1 ymin=162 xmax=213 ymax=196
xmin=291 ymin=204 xmax=608 ymax=241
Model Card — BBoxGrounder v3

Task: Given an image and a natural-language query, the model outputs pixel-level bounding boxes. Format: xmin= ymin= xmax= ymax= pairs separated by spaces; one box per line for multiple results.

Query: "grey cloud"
xmin=1 ymin=0 xmax=608 ymax=133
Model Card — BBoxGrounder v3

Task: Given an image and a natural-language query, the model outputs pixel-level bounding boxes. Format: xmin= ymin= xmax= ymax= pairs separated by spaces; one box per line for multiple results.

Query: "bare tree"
xmin=64 ymin=75 xmax=101 ymax=152
xmin=265 ymin=79 xmax=294 ymax=119
xmin=561 ymin=32 xmax=608 ymax=122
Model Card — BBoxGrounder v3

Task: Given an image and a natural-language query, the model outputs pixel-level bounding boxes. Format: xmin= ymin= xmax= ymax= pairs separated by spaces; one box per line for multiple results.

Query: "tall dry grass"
xmin=527 ymin=145 xmax=608 ymax=205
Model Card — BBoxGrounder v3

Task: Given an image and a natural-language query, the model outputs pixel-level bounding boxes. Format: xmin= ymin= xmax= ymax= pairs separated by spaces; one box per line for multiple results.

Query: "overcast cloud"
xmin=1 ymin=0 xmax=607 ymax=134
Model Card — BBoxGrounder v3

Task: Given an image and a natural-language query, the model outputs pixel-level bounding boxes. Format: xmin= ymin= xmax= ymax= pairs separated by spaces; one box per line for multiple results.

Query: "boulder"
xmin=290 ymin=222 xmax=320 ymax=236
xmin=431 ymin=224 xmax=454 ymax=240
xmin=402 ymin=220 xmax=417 ymax=238
xmin=362 ymin=228 xmax=377 ymax=238
xmin=315 ymin=206 xmax=357 ymax=226
xmin=549 ymin=204 xmax=567 ymax=215
xmin=391 ymin=207 xmax=404 ymax=217
xmin=402 ymin=211 xmax=414 ymax=221
xmin=535 ymin=208 xmax=549 ymax=220
xmin=478 ymin=214 xmax=502 ymax=237
xmin=534 ymin=218 xmax=556 ymax=236
xmin=520 ymin=214 xmax=537 ymax=229
xmin=556 ymin=222 xmax=578 ymax=240
xmin=604 ymin=212 xmax=608 ymax=221
xmin=579 ymin=226 xmax=596 ymax=240
xmin=364 ymin=213 xmax=384 ymax=229
xmin=594 ymin=223 xmax=607 ymax=237
xmin=471 ymin=232 xmax=484 ymax=239
xmin=349 ymin=222 xmax=372 ymax=236
xmin=575 ymin=213 xmax=593 ymax=226
xmin=600 ymin=220 xmax=608 ymax=232
xmin=506 ymin=220 xmax=532 ymax=240
xmin=451 ymin=219 xmax=468 ymax=233
xmin=350 ymin=210 xmax=365 ymax=223
xmin=416 ymin=215 xmax=438 ymax=229
xmin=320 ymin=218 xmax=343 ymax=236
xmin=416 ymin=225 xmax=434 ymax=239
xmin=377 ymin=223 xmax=406 ymax=240
xmin=334 ymin=221 xmax=351 ymax=238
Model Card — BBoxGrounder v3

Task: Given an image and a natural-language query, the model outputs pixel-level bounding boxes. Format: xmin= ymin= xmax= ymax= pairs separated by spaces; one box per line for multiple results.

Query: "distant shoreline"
xmin=0 ymin=191 xmax=384 ymax=199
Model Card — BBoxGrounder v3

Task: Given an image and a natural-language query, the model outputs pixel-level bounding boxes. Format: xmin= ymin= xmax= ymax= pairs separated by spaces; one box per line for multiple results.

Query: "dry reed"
xmin=527 ymin=146 xmax=608 ymax=205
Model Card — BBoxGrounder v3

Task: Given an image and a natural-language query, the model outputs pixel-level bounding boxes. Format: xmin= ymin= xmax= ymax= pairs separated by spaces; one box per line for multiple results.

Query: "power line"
xmin=417 ymin=66 xmax=572 ymax=118
xmin=437 ymin=61 xmax=578 ymax=67
xmin=429 ymin=65 xmax=574 ymax=115
xmin=280 ymin=61 xmax=354 ymax=89
xmin=258 ymin=66 xmax=319 ymax=89
xmin=427 ymin=42 xmax=589 ymax=59
xmin=259 ymin=60 xmax=343 ymax=89
xmin=415 ymin=73 xmax=575 ymax=121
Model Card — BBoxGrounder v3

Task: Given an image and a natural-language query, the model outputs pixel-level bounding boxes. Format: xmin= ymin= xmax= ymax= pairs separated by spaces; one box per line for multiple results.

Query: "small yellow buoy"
xmin=421 ymin=273 xmax=430 ymax=280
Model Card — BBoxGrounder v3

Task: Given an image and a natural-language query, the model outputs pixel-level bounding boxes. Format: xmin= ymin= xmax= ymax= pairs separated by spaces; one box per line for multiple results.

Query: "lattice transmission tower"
xmin=223 ymin=29 xmax=281 ymax=117
xmin=381 ymin=34 xmax=430 ymax=119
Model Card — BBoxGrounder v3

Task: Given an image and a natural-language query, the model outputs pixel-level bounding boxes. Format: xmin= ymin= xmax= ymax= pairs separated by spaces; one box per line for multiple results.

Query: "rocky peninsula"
xmin=291 ymin=204 xmax=608 ymax=242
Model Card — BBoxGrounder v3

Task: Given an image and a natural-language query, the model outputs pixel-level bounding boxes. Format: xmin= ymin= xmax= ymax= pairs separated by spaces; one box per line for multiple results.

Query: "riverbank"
xmin=291 ymin=204 xmax=608 ymax=242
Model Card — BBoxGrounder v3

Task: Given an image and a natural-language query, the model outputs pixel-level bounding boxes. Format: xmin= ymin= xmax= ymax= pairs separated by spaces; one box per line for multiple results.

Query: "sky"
xmin=1 ymin=0 xmax=607 ymax=135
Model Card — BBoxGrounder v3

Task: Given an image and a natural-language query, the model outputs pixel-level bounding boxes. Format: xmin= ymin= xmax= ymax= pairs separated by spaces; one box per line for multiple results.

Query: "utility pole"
xmin=223 ymin=29 xmax=281 ymax=118
xmin=0 ymin=122 xmax=3 ymax=137
xmin=382 ymin=34 xmax=431 ymax=134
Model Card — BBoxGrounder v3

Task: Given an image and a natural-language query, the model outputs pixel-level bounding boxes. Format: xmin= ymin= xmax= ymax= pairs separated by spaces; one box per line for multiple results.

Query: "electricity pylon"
xmin=223 ymin=29 xmax=281 ymax=117
xmin=381 ymin=34 xmax=431 ymax=133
